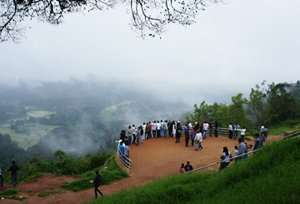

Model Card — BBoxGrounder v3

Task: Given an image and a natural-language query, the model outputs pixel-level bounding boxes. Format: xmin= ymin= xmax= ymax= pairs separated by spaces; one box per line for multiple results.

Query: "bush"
xmin=63 ymin=156 xmax=128 ymax=192
xmin=0 ymin=189 xmax=18 ymax=197
xmin=18 ymin=151 xmax=112 ymax=182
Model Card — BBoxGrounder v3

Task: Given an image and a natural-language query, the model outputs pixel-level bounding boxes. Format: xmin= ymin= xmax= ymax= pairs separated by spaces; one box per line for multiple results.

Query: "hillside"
xmin=93 ymin=136 xmax=300 ymax=204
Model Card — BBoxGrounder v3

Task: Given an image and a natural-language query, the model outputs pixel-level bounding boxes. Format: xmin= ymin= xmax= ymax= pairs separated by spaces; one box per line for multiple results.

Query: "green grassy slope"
xmin=93 ymin=137 xmax=300 ymax=204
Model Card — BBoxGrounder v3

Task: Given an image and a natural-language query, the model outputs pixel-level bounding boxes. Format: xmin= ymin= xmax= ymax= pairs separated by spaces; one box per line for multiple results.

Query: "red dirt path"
xmin=0 ymin=136 xmax=243 ymax=204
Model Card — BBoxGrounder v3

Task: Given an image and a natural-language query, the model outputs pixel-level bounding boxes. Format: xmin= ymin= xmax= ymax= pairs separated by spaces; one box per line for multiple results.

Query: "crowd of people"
xmin=118 ymin=120 xmax=220 ymax=152
xmin=117 ymin=120 xmax=269 ymax=173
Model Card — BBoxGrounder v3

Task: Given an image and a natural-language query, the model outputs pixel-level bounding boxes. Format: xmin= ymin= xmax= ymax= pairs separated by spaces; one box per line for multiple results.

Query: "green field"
xmin=26 ymin=110 xmax=56 ymax=119
xmin=93 ymin=136 xmax=300 ymax=204
xmin=0 ymin=124 xmax=59 ymax=149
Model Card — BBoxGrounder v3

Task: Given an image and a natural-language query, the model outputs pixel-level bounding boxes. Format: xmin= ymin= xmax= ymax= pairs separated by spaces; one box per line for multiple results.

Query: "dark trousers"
xmin=168 ymin=129 xmax=172 ymax=136
xmin=214 ymin=129 xmax=218 ymax=137
xmin=94 ymin=186 xmax=103 ymax=199
xmin=176 ymin=135 xmax=180 ymax=143
xmin=132 ymin=134 xmax=136 ymax=144
xmin=229 ymin=130 xmax=233 ymax=139
xmin=219 ymin=162 xmax=229 ymax=170
xmin=11 ymin=174 xmax=17 ymax=187
xmin=185 ymin=137 xmax=189 ymax=147
xmin=0 ymin=175 xmax=3 ymax=187
xmin=157 ymin=130 xmax=161 ymax=138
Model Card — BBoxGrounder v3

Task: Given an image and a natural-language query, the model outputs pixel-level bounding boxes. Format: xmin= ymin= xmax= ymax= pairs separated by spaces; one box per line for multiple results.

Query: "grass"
xmin=63 ymin=156 xmax=128 ymax=192
xmin=37 ymin=189 xmax=66 ymax=197
xmin=0 ymin=189 xmax=18 ymax=197
xmin=92 ymin=136 xmax=300 ymax=204
xmin=0 ymin=189 xmax=26 ymax=201
xmin=268 ymin=119 xmax=300 ymax=135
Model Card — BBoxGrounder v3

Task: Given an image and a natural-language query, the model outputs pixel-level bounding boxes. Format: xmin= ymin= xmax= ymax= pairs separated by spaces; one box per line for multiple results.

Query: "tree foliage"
xmin=188 ymin=81 xmax=300 ymax=130
xmin=0 ymin=0 xmax=218 ymax=42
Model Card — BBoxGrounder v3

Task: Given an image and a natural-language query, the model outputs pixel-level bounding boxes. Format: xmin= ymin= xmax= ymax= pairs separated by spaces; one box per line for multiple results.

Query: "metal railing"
xmin=187 ymin=149 xmax=261 ymax=173
xmin=116 ymin=143 xmax=132 ymax=172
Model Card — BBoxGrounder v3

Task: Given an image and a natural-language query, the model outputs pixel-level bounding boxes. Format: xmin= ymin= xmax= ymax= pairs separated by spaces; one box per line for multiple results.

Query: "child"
xmin=233 ymin=145 xmax=239 ymax=162
xmin=179 ymin=163 xmax=185 ymax=173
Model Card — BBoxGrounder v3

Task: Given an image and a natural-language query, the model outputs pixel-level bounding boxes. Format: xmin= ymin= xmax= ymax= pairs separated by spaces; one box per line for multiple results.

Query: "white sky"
xmin=0 ymin=0 xmax=300 ymax=103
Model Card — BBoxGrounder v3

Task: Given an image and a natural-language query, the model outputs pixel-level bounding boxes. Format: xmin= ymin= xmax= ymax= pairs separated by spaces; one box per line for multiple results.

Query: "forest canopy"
xmin=187 ymin=81 xmax=300 ymax=131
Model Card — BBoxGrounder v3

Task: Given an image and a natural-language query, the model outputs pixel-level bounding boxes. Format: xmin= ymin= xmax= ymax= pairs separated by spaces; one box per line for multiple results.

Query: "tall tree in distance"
xmin=266 ymin=83 xmax=300 ymax=125
xmin=248 ymin=81 xmax=268 ymax=127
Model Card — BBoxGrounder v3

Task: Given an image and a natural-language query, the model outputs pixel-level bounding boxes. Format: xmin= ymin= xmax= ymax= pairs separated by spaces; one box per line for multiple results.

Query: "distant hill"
xmin=0 ymin=80 xmax=189 ymax=164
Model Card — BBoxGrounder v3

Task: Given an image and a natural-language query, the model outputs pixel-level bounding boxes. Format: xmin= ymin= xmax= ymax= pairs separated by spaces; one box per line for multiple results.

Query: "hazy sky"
xmin=1 ymin=0 xmax=300 ymax=103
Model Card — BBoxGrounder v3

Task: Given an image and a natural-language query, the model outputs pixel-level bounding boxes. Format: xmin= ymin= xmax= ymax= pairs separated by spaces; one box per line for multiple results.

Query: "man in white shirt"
xmin=240 ymin=128 xmax=246 ymax=140
xmin=156 ymin=121 xmax=161 ymax=137
xmin=203 ymin=122 xmax=209 ymax=139
xmin=142 ymin=123 xmax=146 ymax=141
xmin=194 ymin=131 xmax=203 ymax=150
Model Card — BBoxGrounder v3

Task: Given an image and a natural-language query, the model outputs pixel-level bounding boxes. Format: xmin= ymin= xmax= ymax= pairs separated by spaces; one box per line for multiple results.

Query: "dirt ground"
xmin=0 ymin=136 xmax=247 ymax=204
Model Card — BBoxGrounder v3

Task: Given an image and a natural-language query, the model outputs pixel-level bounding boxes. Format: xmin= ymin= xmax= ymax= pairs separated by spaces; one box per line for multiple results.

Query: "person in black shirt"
xmin=120 ymin=130 xmax=126 ymax=143
xmin=184 ymin=161 xmax=193 ymax=172
xmin=8 ymin=160 xmax=19 ymax=187
xmin=214 ymin=121 xmax=219 ymax=137
xmin=93 ymin=171 xmax=104 ymax=199
xmin=176 ymin=122 xmax=182 ymax=143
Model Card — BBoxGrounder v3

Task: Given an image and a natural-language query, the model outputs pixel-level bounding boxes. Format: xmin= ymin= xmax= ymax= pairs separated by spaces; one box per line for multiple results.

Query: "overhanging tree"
xmin=0 ymin=0 xmax=219 ymax=42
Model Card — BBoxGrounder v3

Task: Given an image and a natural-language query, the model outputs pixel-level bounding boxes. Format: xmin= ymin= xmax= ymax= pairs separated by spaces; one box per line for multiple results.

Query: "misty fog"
xmin=0 ymin=0 xmax=300 ymax=164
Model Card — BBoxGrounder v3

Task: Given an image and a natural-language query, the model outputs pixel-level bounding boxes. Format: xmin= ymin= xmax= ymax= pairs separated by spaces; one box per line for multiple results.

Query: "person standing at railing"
xmin=146 ymin=122 xmax=152 ymax=139
xmin=142 ymin=123 xmax=146 ymax=141
xmin=175 ymin=122 xmax=182 ymax=143
xmin=237 ymin=138 xmax=248 ymax=160
xmin=240 ymin=128 xmax=246 ymax=140
xmin=136 ymin=126 xmax=143 ymax=145
xmin=118 ymin=141 xmax=126 ymax=160
xmin=120 ymin=130 xmax=126 ymax=143
xmin=152 ymin=121 xmax=157 ymax=138
xmin=132 ymin=124 xmax=137 ymax=144
xmin=127 ymin=126 xmax=133 ymax=145
xmin=202 ymin=121 xmax=209 ymax=139
xmin=228 ymin=123 xmax=233 ymax=139
xmin=184 ymin=124 xmax=190 ymax=147
xmin=214 ymin=121 xmax=219 ymax=137
xmin=194 ymin=130 xmax=203 ymax=151
xmin=172 ymin=121 xmax=177 ymax=138
xmin=168 ymin=120 xmax=173 ymax=137
xmin=189 ymin=124 xmax=195 ymax=147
